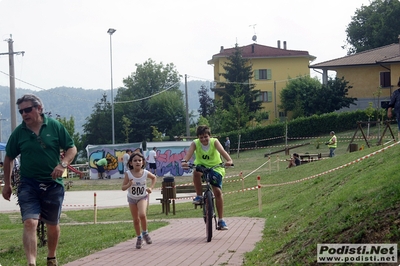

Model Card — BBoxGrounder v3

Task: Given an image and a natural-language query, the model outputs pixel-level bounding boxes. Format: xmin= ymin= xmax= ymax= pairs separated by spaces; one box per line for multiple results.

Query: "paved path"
xmin=64 ymin=217 xmax=265 ymax=266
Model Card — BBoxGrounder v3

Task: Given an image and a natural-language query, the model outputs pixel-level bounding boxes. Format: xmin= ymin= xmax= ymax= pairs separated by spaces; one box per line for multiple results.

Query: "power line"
xmin=114 ymin=81 xmax=180 ymax=104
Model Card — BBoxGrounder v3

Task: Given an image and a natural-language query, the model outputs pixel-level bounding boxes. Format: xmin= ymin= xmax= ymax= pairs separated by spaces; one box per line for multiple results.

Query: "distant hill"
xmin=0 ymin=80 xmax=212 ymax=141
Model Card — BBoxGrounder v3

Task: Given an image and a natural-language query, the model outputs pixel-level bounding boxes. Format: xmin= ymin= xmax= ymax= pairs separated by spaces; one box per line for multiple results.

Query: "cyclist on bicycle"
xmin=181 ymin=125 xmax=233 ymax=230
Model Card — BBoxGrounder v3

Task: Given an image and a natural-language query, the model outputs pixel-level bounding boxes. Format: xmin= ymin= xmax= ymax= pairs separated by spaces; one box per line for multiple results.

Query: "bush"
xmin=221 ymin=110 xmax=388 ymax=151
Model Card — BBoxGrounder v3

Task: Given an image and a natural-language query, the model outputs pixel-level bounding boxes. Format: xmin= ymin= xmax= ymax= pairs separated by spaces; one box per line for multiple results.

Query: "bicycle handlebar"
xmin=186 ymin=162 xmax=234 ymax=173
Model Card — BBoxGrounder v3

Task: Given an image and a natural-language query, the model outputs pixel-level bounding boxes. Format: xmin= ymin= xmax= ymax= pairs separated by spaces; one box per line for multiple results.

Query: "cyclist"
xmin=181 ymin=125 xmax=233 ymax=230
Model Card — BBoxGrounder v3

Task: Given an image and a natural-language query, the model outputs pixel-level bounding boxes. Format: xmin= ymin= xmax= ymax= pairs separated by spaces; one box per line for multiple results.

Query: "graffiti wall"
xmin=86 ymin=141 xmax=194 ymax=179
xmin=86 ymin=143 xmax=142 ymax=179
xmin=144 ymin=141 xmax=193 ymax=177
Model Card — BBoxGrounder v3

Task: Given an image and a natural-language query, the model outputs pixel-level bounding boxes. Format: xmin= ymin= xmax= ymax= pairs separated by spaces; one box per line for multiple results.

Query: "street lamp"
xmin=107 ymin=28 xmax=116 ymax=144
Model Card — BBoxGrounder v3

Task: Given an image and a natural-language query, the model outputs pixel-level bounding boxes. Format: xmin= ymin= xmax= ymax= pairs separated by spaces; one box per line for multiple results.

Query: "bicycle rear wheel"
xmin=204 ymin=190 xmax=213 ymax=242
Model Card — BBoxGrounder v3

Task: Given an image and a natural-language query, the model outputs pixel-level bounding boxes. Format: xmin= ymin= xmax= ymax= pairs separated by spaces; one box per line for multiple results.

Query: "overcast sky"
xmin=0 ymin=0 xmax=373 ymax=91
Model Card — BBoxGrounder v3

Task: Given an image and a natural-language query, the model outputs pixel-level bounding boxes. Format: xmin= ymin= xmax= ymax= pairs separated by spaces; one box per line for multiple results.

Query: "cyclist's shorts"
xmin=209 ymin=170 xmax=223 ymax=189
xmin=18 ymin=177 xmax=64 ymax=225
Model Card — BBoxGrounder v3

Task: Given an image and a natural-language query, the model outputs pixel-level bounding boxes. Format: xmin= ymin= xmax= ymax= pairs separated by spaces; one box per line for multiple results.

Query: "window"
xmin=380 ymin=72 xmax=391 ymax=88
xmin=254 ymin=69 xmax=272 ymax=80
xmin=257 ymin=91 xmax=272 ymax=102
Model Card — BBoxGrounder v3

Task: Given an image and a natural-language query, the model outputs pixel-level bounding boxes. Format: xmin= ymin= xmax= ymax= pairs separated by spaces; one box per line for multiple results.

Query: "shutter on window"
xmin=267 ymin=69 xmax=272 ymax=80
xmin=267 ymin=91 xmax=272 ymax=102
xmin=254 ymin=70 xmax=259 ymax=80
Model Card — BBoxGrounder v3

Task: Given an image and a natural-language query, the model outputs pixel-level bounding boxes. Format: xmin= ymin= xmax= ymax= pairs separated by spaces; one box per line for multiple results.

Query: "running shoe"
xmin=136 ymin=237 xmax=143 ymax=249
xmin=143 ymin=233 xmax=152 ymax=244
xmin=218 ymin=220 xmax=229 ymax=230
xmin=192 ymin=195 xmax=203 ymax=205
xmin=47 ymin=258 xmax=58 ymax=266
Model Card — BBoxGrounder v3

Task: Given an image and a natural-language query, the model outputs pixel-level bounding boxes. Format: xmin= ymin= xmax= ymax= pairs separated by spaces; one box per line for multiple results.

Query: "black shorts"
xmin=149 ymin=163 xmax=156 ymax=169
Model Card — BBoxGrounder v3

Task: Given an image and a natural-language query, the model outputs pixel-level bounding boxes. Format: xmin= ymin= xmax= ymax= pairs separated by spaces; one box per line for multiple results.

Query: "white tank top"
xmin=126 ymin=170 xmax=148 ymax=199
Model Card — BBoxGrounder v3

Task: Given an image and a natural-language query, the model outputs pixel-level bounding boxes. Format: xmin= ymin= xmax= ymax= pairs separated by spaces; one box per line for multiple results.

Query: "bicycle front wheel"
xmin=204 ymin=190 xmax=213 ymax=242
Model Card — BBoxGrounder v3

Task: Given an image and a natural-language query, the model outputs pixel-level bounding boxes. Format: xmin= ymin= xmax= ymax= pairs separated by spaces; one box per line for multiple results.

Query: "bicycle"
xmin=187 ymin=162 xmax=233 ymax=242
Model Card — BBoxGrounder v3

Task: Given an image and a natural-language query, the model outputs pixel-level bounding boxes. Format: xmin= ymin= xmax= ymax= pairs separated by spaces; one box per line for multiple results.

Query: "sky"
xmin=0 ymin=0 xmax=373 ymax=91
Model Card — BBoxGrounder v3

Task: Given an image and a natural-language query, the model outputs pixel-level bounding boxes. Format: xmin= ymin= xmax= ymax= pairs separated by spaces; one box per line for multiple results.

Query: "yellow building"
xmin=207 ymin=42 xmax=315 ymax=123
xmin=310 ymin=43 xmax=400 ymax=110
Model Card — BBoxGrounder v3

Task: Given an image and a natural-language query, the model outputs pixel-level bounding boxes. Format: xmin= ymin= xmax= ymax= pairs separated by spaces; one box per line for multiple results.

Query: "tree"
xmin=317 ymin=77 xmax=357 ymax=114
xmin=198 ymin=84 xmax=215 ymax=117
xmin=57 ymin=115 xmax=82 ymax=161
xmin=82 ymin=93 xmax=112 ymax=145
xmin=222 ymin=85 xmax=251 ymax=131
xmin=280 ymin=76 xmax=356 ymax=117
xmin=121 ymin=115 xmax=132 ymax=143
xmin=113 ymin=59 xmax=184 ymax=142
xmin=345 ymin=0 xmax=400 ymax=54
xmin=148 ymin=90 xmax=186 ymax=139
xmin=280 ymin=76 xmax=321 ymax=118
xmin=208 ymin=100 xmax=225 ymax=133
xmin=150 ymin=126 xmax=163 ymax=141
xmin=219 ymin=43 xmax=262 ymax=115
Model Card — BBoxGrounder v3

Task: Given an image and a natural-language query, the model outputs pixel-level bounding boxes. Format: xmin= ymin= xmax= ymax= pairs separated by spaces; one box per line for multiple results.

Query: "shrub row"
xmin=222 ymin=110 xmax=391 ymax=150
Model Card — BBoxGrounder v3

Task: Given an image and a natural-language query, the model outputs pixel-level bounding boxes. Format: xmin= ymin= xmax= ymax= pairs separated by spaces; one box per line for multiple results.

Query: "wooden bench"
xmin=297 ymin=153 xmax=330 ymax=164
xmin=298 ymin=153 xmax=321 ymax=164
xmin=156 ymin=184 xmax=207 ymax=215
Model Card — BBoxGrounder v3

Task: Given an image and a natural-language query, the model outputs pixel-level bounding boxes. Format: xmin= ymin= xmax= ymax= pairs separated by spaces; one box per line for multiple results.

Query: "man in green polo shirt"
xmin=1 ymin=94 xmax=77 ymax=266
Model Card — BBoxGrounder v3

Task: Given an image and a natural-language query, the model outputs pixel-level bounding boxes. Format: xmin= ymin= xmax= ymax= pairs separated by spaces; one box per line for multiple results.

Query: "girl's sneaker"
xmin=143 ymin=233 xmax=152 ymax=244
xmin=136 ymin=237 xmax=143 ymax=249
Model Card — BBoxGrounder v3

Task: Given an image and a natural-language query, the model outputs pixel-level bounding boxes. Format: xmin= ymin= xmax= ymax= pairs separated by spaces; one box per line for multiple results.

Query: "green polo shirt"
xmin=6 ymin=114 xmax=75 ymax=186
xmin=193 ymin=138 xmax=225 ymax=177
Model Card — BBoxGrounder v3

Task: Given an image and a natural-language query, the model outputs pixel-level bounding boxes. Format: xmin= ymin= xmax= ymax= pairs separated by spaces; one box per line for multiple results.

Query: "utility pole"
xmin=0 ymin=113 xmax=7 ymax=161
xmin=185 ymin=74 xmax=190 ymax=137
xmin=0 ymin=35 xmax=25 ymax=131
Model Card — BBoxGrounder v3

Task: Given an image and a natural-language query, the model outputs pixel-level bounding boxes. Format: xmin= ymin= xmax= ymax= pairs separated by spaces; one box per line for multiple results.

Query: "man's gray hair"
xmin=16 ymin=94 xmax=44 ymax=113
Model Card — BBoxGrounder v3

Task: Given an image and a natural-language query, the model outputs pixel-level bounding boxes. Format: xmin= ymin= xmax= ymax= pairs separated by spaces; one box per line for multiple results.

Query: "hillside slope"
xmin=238 ymin=143 xmax=400 ymax=265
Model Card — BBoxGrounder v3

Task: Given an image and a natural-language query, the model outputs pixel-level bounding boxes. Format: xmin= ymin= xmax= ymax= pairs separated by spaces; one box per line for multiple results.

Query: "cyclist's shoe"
xmin=143 ymin=233 xmax=152 ymax=244
xmin=193 ymin=195 xmax=203 ymax=205
xmin=218 ymin=220 xmax=229 ymax=230
xmin=47 ymin=258 xmax=58 ymax=266
xmin=136 ymin=237 xmax=143 ymax=249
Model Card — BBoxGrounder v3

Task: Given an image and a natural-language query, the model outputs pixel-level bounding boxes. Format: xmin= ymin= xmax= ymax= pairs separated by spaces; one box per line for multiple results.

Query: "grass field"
xmin=1 ymin=127 xmax=399 ymax=265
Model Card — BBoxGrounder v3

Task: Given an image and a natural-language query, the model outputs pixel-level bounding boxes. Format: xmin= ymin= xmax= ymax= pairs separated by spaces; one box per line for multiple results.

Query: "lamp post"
xmin=107 ymin=28 xmax=116 ymax=144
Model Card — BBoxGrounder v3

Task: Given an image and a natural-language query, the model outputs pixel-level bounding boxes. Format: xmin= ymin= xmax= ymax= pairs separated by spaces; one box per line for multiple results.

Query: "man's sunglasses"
xmin=18 ymin=106 xmax=36 ymax=115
